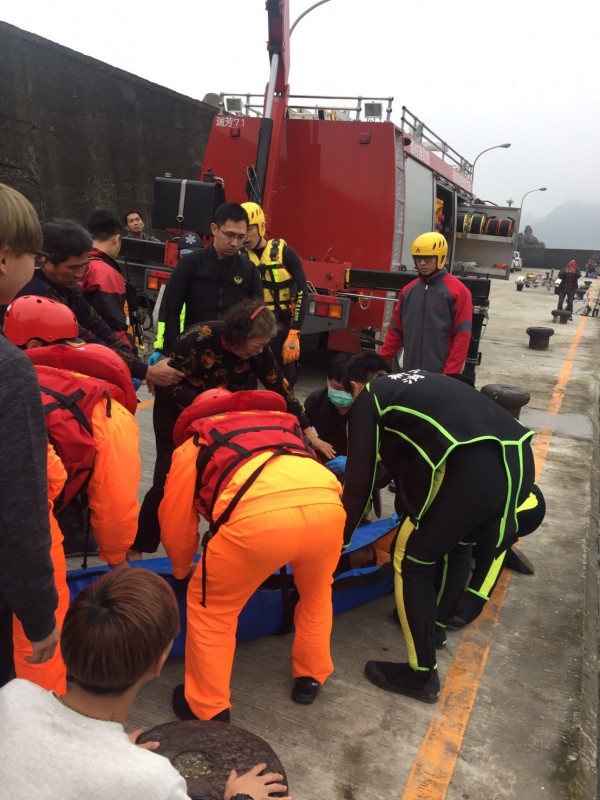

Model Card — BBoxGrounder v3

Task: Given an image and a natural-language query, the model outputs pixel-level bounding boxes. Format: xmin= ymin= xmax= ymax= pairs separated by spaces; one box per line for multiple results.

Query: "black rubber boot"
xmin=364 ymin=661 xmax=440 ymax=703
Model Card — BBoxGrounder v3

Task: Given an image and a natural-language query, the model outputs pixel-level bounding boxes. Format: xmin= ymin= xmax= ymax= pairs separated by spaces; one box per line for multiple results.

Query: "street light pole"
xmin=520 ymin=187 xmax=547 ymax=209
xmin=471 ymin=142 xmax=511 ymax=194
xmin=514 ymin=188 xmax=547 ymax=269
xmin=290 ymin=0 xmax=333 ymax=35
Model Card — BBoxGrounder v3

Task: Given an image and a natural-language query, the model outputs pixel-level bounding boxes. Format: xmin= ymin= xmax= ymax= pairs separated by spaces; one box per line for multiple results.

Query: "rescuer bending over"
xmin=341 ymin=354 xmax=535 ymax=703
xmin=161 ymin=387 xmax=345 ymax=721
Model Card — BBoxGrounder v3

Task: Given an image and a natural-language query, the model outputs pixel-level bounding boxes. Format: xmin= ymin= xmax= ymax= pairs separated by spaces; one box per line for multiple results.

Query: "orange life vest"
xmin=33 ymin=364 xmax=124 ymax=511
xmin=174 ymin=390 xmax=314 ymax=523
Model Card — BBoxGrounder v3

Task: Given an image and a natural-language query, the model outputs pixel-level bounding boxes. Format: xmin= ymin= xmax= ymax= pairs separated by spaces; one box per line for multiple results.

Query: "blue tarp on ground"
xmin=67 ymin=517 xmax=396 ymax=656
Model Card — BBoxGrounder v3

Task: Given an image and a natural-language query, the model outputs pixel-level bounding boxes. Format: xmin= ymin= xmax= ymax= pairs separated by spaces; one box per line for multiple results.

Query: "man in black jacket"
xmin=162 ymin=203 xmax=263 ymax=354
xmin=5 ymin=219 xmax=183 ymax=389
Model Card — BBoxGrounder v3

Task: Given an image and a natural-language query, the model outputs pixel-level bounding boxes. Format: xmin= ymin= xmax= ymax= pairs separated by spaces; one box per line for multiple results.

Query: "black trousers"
xmin=132 ymin=394 xmax=181 ymax=553
xmin=394 ymin=440 xmax=535 ymax=670
xmin=557 ymin=290 xmax=575 ymax=313
xmin=0 ymin=598 xmax=15 ymax=687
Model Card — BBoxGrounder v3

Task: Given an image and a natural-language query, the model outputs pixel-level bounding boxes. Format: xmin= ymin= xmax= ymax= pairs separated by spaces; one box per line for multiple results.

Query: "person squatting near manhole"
xmin=340 ymin=356 xmax=536 ymax=703
xmin=160 ymin=388 xmax=345 ymax=722
xmin=0 ymin=568 xmax=291 ymax=800
xmin=241 ymin=202 xmax=308 ymax=387
xmin=3 ymin=295 xmax=141 ymax=693
xmin=130 ymin=300 xmax=330 ymax=560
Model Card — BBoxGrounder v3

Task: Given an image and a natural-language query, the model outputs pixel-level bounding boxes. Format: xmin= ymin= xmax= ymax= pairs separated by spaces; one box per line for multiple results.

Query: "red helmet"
xmin=3 ymin=295 xmax=79 ymax=346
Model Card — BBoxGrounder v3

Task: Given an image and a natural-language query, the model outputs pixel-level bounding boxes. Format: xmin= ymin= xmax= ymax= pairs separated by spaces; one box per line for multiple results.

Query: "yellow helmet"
xmin=241 ymin=202 xmax=266 ymax=237
xmin=411 ymin=232 xmax=448 ymax=269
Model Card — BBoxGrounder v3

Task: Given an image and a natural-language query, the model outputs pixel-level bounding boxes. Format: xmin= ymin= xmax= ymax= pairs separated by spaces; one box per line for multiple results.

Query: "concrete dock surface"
xmin=72 ymin=276 xmax=599 ymax=800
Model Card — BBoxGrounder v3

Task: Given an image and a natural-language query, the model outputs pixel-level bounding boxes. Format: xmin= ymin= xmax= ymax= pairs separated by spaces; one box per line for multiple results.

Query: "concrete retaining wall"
xmin=0 ymin=21 xmax=216 ymax=229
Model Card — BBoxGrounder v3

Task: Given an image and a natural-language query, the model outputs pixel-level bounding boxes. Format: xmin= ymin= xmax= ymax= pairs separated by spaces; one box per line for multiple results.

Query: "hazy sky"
xmin=2 ymin=0 xmax=599 ymax=223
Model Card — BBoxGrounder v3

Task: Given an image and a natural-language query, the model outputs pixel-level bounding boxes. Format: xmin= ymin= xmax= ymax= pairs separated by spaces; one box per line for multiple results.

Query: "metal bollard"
xmin=480 ymin=383 xmax=531 ymax=420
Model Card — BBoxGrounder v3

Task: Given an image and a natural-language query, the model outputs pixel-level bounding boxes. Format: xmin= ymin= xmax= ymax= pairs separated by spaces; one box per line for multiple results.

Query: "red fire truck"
xmin=122 ymin=0 xmax=519 ymax=378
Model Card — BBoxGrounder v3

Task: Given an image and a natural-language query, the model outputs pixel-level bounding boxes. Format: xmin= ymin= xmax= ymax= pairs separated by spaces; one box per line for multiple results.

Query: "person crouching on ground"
xmin=160 ymin=388 xmax=345 ymax=722
xmin=0 ymin=568 xmax=290 ymax=800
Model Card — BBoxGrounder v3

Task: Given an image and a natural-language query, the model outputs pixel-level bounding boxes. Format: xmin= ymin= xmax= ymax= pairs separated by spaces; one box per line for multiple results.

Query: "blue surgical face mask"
xmin=328 ymin=387 xmax=354 ymax=408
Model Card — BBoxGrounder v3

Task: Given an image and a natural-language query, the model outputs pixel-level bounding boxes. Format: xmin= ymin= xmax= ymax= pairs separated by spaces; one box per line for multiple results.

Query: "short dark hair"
xmin=61 ymin=569 xmax=180 ymax=696
xmin=343 ymin=352 xmax=391 ymax=392
xmin=221 ymin=299 xmax=277 ymax=347
xmin=123 ymin=210 xmax=142 ymax=225
xmin=87 ymin=209 xmax=123 ymax=241
xmin=42 ymin=219 xmax=93 ymax=264
xmin=327 ymin=352 xmax=351 ymax=382
xmin=213 ymin=202 xmax=249 ymax=228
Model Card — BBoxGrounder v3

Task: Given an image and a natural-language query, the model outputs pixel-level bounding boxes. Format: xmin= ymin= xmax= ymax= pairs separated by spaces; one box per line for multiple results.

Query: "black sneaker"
xmin=172 ymin=683 xmax=198 ymax=720
xmin=364 ymin=661 xmax=440 ymax=703
xmin=291 ymin=677 xmax=320 ymax=705
xmin=172 ymin=684 xmax=231 ymax=722
xmin=210 ymin=708 xmax=231 ymax=724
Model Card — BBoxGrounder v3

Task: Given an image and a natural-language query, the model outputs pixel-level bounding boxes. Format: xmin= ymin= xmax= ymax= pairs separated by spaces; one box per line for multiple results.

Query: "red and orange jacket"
xmin=80 ymin=248 xmax=129 ymax=340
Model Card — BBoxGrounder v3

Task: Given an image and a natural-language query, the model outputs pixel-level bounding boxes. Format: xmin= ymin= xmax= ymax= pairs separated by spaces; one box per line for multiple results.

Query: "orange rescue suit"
xmin=160 ymin=390 xmax=345 ymax=720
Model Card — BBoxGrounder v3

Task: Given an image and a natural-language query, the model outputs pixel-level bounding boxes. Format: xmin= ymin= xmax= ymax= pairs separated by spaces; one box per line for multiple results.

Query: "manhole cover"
xmin=137 ymin=720 xmax=288 ymax=800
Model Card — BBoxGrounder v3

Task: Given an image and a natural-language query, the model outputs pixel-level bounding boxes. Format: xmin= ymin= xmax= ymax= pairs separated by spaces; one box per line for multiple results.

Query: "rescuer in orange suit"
xmin=3 ymin=295 xmax=142 ymax=693
xmin=160 ymin=388 xmax=345 ymax=722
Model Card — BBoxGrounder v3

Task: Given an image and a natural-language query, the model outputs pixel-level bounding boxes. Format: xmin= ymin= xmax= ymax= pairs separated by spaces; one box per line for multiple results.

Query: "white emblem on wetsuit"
xmin=388 ymin=370 xmax=425 ymax=384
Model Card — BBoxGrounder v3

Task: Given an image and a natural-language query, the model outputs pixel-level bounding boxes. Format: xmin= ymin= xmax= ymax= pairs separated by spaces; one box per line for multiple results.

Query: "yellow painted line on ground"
xmin=401 ymin=316 xmax=587 ymax=799
xmin=137 ymin=398 xmax=155 ymax=410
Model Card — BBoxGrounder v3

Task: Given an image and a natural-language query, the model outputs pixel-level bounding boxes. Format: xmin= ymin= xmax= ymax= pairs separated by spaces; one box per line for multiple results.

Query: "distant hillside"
xmin=524 ymin=203 xmax=600 ymax=249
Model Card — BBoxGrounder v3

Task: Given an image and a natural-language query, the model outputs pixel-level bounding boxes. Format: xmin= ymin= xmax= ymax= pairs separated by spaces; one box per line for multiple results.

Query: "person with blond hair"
xmin=0 ymin=183 xmax=59 ymax=687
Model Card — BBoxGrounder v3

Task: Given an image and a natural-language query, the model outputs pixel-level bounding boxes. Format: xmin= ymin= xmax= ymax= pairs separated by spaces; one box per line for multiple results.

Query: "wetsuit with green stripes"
xmin=342 ymin=370 xmax=535 ymax=672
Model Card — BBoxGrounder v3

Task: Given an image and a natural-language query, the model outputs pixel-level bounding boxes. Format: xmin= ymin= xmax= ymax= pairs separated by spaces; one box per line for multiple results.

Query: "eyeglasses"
xmin=217 ymin=227 xmax=247 ymax=243
xmin=31 ymin=251 xmax=48 ymax=269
